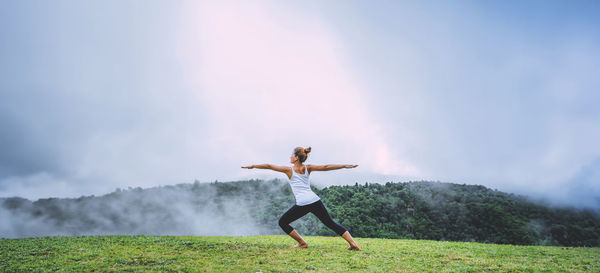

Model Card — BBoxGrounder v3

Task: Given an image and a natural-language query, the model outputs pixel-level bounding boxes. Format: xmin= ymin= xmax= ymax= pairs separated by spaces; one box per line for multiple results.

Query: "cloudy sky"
xmin=1 ymin=0 xmax=599 ymax=208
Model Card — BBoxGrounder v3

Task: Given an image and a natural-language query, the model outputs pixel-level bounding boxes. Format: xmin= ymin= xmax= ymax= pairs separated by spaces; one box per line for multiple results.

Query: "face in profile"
xmin=290 ymin=153 xmax=298 ymax=164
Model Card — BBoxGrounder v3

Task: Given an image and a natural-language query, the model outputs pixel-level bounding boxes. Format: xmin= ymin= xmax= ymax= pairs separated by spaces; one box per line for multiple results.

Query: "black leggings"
xmin=278 ymin=200 xmax=348 ymax=236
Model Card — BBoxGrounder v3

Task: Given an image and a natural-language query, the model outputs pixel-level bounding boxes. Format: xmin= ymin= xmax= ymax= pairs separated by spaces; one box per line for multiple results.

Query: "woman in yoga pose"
xmin=241 ymin=146 xmax=360 ymax=250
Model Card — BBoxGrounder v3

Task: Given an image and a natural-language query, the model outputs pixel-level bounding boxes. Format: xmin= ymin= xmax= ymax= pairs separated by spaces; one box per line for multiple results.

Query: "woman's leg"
xmin=310 ymin=200 xmax=360 ymax=250
xmin=341 ymin=231 xmax=360 ymax=250
xmin=279 ymin=205 xmax=311 ymax=247
xmin=309 ymin=200 xmax=347 ymax=235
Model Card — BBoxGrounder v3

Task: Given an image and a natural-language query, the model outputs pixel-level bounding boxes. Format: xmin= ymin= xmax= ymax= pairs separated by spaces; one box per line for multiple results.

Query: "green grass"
xmin=1 ymin=235 xmax=599 ymax=272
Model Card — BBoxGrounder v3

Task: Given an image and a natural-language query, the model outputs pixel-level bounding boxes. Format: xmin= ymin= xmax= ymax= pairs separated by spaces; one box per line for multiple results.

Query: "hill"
xmin=1 ymin=179 xmax=599 ymax=246
xmin=1 ymin=235 xmax=598 ymax=272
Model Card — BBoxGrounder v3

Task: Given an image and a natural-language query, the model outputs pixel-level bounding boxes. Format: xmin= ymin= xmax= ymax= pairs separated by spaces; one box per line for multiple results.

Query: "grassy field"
xmin=1 ymin=235 xmax=599 ymax=272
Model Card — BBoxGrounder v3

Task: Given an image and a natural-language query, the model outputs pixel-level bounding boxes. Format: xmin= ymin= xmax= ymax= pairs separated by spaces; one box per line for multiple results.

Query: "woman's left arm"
xmin=242 ymin=164 xmax=289 ymax=171
xmin=242 ymin=164 xmax=290 ymax=177
xmin=241 ymin=164 xmax=270 ymax=169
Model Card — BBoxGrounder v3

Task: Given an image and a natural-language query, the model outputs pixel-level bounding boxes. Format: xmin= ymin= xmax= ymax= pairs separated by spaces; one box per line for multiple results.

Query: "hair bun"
xmin=304 ymin=146 xmax=312 ymax=154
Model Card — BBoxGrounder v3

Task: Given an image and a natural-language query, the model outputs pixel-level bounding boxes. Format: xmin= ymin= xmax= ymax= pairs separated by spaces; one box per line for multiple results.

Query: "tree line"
xmin=1 ymin=179 xmax=598 ymax=246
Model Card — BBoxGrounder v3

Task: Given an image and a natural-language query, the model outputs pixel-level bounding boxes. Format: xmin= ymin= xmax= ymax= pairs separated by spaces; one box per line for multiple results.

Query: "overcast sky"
xmin=1 ymin=0 xmax=599 ymax=209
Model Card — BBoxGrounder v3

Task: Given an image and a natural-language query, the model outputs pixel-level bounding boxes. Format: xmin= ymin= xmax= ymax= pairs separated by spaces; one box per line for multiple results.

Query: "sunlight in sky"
xmin=0 ymin=0 xmax=599 ymax=208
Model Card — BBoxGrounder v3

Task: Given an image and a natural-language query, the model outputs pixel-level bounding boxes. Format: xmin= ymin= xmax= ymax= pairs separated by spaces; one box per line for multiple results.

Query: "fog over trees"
xmin=1 ymin=179 xmax=598 ymax=247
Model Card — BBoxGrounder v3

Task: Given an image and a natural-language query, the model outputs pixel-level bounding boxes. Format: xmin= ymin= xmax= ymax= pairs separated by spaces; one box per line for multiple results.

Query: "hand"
xmin=241 ymin=165 xmax=254 ymax=169
xmin=345 ymin=164 xmax=358 ymax=169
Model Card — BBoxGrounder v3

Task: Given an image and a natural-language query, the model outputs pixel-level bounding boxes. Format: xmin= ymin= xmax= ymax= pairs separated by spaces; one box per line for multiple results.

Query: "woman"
xmin=241 ymin=146 xmax=360 ymax=250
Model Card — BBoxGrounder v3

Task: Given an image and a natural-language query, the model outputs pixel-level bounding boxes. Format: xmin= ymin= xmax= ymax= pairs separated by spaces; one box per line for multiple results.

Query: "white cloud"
xmin=1 ymin=0 xmax=598 ymax=209
xmin=175 ymin=0 xmax=421 ymax=181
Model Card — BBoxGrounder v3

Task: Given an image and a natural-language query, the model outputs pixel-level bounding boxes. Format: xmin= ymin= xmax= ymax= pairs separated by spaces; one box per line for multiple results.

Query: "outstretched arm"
xmin=241 ymin=164 xmax=289 ymax=174
xmin=308 ymin=164 xmax=358 ymax=172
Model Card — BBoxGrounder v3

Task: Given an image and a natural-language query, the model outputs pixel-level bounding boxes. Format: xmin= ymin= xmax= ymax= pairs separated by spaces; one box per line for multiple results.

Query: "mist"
xmin=0 ymin=179 xmax=294 ymax=238
xmin=1 ymin=1 xmax=599 ymax=215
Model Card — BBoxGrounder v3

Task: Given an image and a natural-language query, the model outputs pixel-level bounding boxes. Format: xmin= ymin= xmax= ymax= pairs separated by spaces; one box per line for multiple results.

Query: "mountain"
xmin=1 ymin=179 xmax=599 ymax=246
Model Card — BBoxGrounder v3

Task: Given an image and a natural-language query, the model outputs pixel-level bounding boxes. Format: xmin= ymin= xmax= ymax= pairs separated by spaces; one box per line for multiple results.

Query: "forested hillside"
xmin=2 ymin=179 xmax=598 ymax=246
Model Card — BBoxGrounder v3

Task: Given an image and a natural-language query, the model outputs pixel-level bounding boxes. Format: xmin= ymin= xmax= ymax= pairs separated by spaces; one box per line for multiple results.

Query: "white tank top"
xmin=289 ymin=164 xmax=321 ymax=206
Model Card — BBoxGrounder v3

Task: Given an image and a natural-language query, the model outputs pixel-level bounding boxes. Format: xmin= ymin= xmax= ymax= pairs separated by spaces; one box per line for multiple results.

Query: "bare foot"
xmin=347 ymin=244 xmax=360 ymax=251
xmin=291 ymin=243 xmax=308 ymax=248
